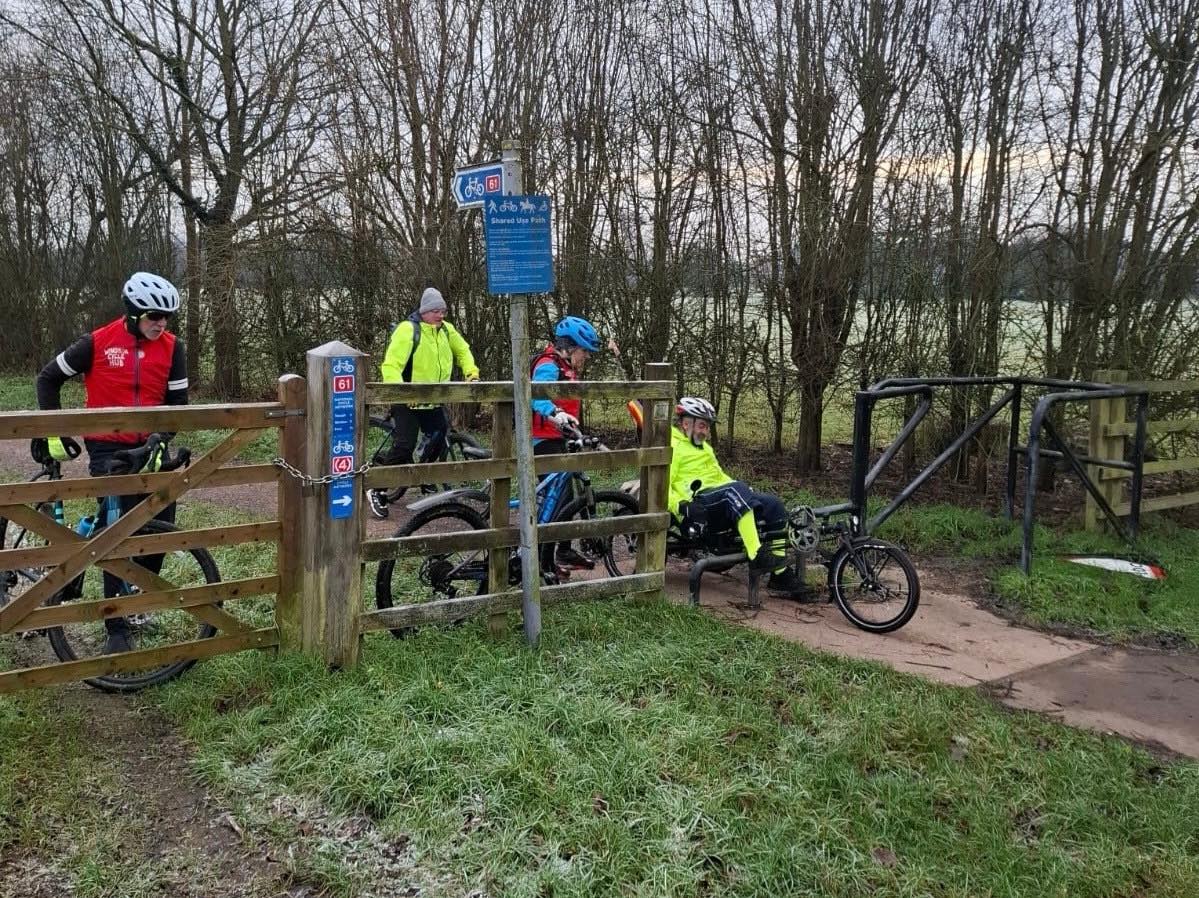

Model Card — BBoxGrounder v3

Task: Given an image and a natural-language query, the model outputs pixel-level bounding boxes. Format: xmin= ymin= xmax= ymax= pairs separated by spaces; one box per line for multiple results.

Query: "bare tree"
xmin=1035 ymin=0 xmax=1199 ymax=384
xmin=924 ymin=0 xmax=1038 ymax=481
xmin=0 ymin=32 xmax=172 ymax=365
xmin=9 ymin=0 xmax=338 ymax=397
xmin=731 ymin=0 xmax=931 ymax=471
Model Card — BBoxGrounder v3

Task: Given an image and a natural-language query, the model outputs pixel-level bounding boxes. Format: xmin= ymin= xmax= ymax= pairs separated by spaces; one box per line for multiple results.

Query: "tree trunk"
xmin=205 ymin=223 xmax=242 ymax=399
xmin=795 ymin=381 xmax=824 ymax=472
xmin=184 ymin=212 xmax=201 ymax=387
xmin=725 ymin=390 xmax=739 ymax=459
xmin=179 ymin=103 xmax=202 ymax=388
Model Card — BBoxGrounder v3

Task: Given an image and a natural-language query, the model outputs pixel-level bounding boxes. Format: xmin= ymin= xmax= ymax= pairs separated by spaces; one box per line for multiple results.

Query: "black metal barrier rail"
xmin=845 ymin=376 xmax=1150 ymax=574
xmin=1021 ymin=388 xmax=1149 ymax=573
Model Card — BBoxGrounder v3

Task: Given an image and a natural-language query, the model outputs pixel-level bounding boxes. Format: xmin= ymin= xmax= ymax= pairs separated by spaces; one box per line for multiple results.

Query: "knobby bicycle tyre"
xmin=548 ymin=490 xmax=640 ymax=578
xmin=44 ymin=519 xmax=220 ymax=692
xmin=375 ymin=502 xmax=490 ymax=637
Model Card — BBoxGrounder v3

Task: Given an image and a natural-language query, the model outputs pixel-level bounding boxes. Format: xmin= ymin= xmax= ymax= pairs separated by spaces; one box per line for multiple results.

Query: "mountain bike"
xmin=373 ymin=430 xmax=637 ymax=634
xmin=0 ymin=438 xmax=222 ymax=691
xmin=365 ymin=413 xmax=490 ymax=514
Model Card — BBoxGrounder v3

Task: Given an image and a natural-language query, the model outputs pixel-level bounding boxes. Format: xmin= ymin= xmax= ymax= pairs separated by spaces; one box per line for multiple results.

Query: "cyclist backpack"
xmin=397 ymin=310 xmax=422 ymax=383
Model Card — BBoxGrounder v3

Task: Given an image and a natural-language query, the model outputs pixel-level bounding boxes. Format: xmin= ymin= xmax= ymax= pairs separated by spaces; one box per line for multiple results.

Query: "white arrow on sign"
xmin=331 ymin=495 xmax=353 ymax=507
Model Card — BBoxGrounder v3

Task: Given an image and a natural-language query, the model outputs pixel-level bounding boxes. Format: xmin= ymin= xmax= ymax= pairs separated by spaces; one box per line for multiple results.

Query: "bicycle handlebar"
xmin=562 ymin=427 xmax=608 ymax=453
xmin=106 ymin=436 xmax=192 ymax=475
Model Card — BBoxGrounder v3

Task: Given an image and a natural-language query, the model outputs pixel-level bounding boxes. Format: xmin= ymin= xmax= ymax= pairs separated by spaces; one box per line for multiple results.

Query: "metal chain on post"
xmin=272 ymin=456 xmax=374 ymax=487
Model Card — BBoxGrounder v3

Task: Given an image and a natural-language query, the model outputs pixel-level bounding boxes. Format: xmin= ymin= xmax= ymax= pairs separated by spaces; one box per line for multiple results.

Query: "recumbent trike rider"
xmin=625 ymin=397 xmax=920 ymax=634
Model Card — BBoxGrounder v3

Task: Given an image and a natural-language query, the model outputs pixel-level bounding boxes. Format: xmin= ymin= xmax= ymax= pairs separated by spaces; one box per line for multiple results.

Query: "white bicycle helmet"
xmin=123 ymin=272 xmax=181 ymax=314
xmin=676 ymin=396 xmax=717 ymax=423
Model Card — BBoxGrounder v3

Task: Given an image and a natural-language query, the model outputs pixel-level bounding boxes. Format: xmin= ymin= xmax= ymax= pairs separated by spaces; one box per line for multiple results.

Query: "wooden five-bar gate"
xmin=1087 ymin=369 xmax=1199 ymax=530
xmin=0 ymin=342 xmax=674 ymax=691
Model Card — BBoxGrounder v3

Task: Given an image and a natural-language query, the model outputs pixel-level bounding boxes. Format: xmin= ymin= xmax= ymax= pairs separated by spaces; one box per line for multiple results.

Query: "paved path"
xmin=674 ymin=564 xmax=1199 ymax=757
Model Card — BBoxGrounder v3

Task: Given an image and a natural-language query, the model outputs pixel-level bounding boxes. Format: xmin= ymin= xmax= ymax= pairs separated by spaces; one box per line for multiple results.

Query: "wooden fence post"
xmin=299 ymin=341 xmax=366 ymax=668
xmin=488 ymin=401 xmax=515 ymax=634
xmin=275 ymin=373 xmax=307 ymax=651
xmin=1087 ymin=369 xmax=1127 ymax=532
xmin=636 ymin=362 xmax=674 ymax=599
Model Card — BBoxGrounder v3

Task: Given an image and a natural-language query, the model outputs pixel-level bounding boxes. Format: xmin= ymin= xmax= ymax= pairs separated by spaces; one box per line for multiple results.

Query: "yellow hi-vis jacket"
xmin=380 ymin=319 xmax=480 ymax=394
xmin=668 ymin=425 xmax=734 ymax=517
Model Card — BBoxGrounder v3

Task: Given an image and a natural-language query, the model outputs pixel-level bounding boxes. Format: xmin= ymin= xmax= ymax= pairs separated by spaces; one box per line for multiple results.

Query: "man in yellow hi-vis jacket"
xmin=670 ymin=397 xmax=812 ymax=599
xmin=369 ymin=287 xmax=480 ymax=518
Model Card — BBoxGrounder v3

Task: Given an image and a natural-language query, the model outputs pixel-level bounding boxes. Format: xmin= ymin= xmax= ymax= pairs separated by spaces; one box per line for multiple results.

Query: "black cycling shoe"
xmin=767 ymin=568 xmax=822 ymax=602
xmin=102 ymin=630 xmax=135 ymax=655
xmin=555 ymin=547 xmax=596 ymax=570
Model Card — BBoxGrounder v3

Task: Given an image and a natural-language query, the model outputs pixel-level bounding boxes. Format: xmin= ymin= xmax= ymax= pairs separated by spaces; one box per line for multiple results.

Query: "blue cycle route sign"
xmin=452 ymin=162 xmax=505 ymax=209
xmin=329 ymin=356 xmax=357 ymax=520
xmin=483 ymin=194 xmax=554 ymax=295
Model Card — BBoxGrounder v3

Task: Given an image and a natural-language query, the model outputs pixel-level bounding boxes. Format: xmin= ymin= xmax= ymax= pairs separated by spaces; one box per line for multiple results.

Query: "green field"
xmin=6 ymin=568 xmax=1198 ymax=897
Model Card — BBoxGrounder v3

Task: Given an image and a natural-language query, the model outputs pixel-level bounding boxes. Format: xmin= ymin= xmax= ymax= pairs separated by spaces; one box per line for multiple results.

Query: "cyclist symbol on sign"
xmin=332 ymin=439 xmax=354 ymax=454
xmin=332 ymin=358 xmax=355 ymax=375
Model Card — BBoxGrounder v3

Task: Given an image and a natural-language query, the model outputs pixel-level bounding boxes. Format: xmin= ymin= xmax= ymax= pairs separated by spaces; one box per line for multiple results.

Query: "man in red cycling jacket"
xmin=34 ymin=272 xmax=188 ymax=654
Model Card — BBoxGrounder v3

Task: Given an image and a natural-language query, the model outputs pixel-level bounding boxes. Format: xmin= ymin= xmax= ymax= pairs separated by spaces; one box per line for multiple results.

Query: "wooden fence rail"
xmin=0 ymin=403 xmax=286 ymax=440
xmin=0 ymin=520 xmax=280 ymax=570
xmin=360 ymin=572 xmax=665 ymax=633
xmin=366 ymin=379 xmax=674 ymax=405
xmin=1088 ymin=369 xmax=1199 ymax=528
xmin=0 ymin=403 xmax=286 ymax=691
xmin=362 ymin=512 xmax=671 ymax=562
xmin=0 ymin=344 xmax=674 ymax=692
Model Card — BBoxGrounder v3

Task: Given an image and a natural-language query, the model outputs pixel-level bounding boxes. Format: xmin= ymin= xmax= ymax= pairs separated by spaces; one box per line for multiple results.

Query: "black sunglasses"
xmin=142 ymin=311 xmax=173 ymax=322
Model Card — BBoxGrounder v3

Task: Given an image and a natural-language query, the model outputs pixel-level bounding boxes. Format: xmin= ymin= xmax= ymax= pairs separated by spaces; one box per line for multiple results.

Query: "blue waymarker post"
xmin=329 ymin=355 xmax=357 ymax=520
xmin=302 ymin=340 xmax=365 ymax=669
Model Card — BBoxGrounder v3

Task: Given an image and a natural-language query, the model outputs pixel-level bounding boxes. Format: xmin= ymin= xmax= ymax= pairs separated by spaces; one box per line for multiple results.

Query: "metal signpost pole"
xmin=500 ymin=140 xmax=543 ymax=646
xmin=455 ymin=140 xmax=552 ymax=647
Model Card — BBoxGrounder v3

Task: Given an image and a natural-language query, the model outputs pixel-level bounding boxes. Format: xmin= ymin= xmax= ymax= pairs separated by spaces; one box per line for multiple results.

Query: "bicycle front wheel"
xmin=44 ymin=519 xmax=220 ymax=692
xmin=829 ymin=538 xmax=920 ymax=633
xmin=375 ymin=502 xmax=490 ymax=637
xmin=0 ymin=503 xmax=55 ymax=614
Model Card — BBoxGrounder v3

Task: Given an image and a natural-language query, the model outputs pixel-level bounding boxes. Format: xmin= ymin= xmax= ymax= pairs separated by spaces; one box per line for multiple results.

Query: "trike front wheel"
xmin=829 ymin=538 xmax=919 ymax=634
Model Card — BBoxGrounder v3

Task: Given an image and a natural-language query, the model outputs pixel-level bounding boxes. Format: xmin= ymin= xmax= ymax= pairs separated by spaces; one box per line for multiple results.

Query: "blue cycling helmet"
xmin=554 ymin=316 xmax=600 ymax=352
